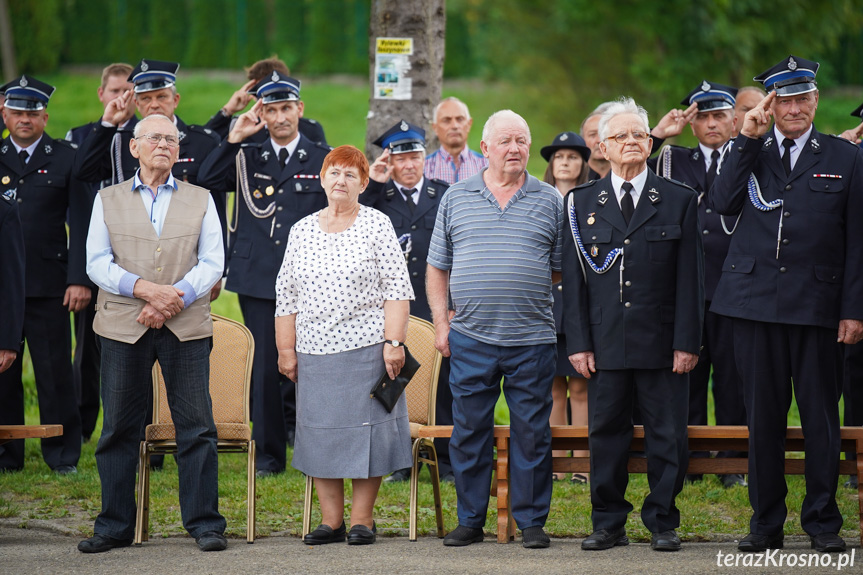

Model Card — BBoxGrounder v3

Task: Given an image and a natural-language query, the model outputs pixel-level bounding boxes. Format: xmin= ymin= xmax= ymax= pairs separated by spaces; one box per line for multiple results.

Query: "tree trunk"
xmin=365 ymin=0 xmax=445 ymax=160
xmin=0 ymin=0 xmax=17 ymax=81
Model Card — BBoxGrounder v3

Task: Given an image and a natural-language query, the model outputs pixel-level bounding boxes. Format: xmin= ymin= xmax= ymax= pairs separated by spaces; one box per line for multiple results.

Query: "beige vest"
xmin=93 ymin=179 xmax=213 ymax=344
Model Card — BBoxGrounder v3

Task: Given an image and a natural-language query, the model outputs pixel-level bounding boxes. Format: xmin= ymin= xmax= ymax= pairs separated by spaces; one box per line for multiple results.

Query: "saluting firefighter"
xmin=364 ymin=120 xmax=455 ymax=483
xmin=197 ymin=71 xmax=330 ymax=476
xmin=0 ymin=76 xmax=91 ymax=474
xmin=710 ymin=56 xmax=863 ymax=554
xmin=654 ymin=81 xmax=747 ymax=489
xmin=562 ymin=97 xmax=704 ymax=553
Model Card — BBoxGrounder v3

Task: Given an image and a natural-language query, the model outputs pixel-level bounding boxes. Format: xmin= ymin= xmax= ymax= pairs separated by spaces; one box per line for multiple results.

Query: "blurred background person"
xmin=424 ymin=97 xmax=487 ymax=184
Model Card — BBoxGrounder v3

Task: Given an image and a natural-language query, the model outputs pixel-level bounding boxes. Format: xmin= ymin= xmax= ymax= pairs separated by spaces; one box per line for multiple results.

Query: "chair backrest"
xmin=152 ymin=314 xmax=255 ymax=426
xmin=403 ymin=316 xmax=443 ymax=426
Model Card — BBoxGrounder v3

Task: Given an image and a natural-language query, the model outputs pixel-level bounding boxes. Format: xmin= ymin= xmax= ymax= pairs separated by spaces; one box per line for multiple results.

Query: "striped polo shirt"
xmin=428 ymin=169 xmax=563 ymax=346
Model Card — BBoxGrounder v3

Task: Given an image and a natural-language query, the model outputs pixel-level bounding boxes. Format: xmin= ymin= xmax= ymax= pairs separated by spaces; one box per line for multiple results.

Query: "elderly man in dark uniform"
xmin=0 ymin=76 xmax=90 ymax=474
xmin=365 ymin=120 xmax=454 ymax=483
xmin=198 ymin=72 xmax=330 ymax=476
xmin=563 ymin=97 xmax=703 ymax=552
xmin=0 ymin=192 xmax=25 ymax=375
xmin=654 ymin=81 xmax=747 ymax=489
xmin=710 ymin=55 xmax=863 ymax=554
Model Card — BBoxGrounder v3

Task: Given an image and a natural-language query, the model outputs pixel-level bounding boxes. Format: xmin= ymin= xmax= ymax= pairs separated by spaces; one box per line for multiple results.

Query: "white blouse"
xmin=275 ymin=205 xmax=415 ymax=354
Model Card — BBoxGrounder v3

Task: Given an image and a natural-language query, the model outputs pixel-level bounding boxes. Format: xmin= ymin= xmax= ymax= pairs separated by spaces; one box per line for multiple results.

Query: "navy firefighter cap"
xmin=250 ymin=71 xmax=301 ymax=104
xmin=681 ymin=80 xmax=737 ymax=112
xmin=373 ymin=120 xmax=426 ymax=154
xmin=754 ymin=55 xmax=819 ymax=96
xmin=0 ymin=75 xmax=55 ymax=111
xmin=128 ymin=59 xmax=180 ymax=94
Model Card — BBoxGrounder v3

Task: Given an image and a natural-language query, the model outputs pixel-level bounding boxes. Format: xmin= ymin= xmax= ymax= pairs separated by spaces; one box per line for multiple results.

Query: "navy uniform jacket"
xmin=0 ymin=134 xmax=90 ymax=296
xmin=0 ymin=194 xmax=25 ymax=350
xmin=709 ymin=128 xmax=863 ymax=328
xmin=657 ymin=144 xmax=734 ymax=301
xmin=204 ymin=112 xmax=328 ymax=147
xmin=197 ymin=133 xmax=330 ymax=299
xmin=360 ymin=177 xmax=448 ymax=321
xmin=562 ymin=171 xmax=704 ymax=369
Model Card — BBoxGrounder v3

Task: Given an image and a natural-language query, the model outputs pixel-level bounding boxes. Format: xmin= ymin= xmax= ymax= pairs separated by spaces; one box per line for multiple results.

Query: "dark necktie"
xmin=620 ymin=181 xmax=634 ymax=225
xmin=782 ymin=138 xmax=794 ymax=176
xmin=19 ymin=150 xmax=29 ymax=169
xmin=403 ymin=188 xmax=417 ymax=214
xmin=278 ymin=147 xmax=289 ymax=166
xmin=705 ymin=149 xmax=720 ymax=191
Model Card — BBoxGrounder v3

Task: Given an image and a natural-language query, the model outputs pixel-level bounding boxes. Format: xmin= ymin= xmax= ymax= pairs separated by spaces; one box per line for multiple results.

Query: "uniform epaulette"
xmin=660 ymin=175 xmax=698 ymax=194
xmin=575 ymin=179 xmax=597 ymax=189
xmin=187 ymin=124 xmax=221 ymax=143
xmin=829 ymin=133 xmax=859 ymax=147
xmin=311 ymin=140 xmax=332 ymax=152
xmin=429 ymin=178 xmax=450 ymax=188
xmin=52 ymin=138 xmax=78 ymax=150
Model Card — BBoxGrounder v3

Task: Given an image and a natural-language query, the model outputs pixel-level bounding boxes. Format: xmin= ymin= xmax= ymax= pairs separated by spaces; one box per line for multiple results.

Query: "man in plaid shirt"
xmin=424 ymin=97 xmax=487 ymax=185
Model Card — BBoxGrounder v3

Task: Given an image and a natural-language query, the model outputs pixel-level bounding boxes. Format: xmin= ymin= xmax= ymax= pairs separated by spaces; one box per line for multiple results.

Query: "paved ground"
xmin=1 ymin=521 xmax=860 ymax=575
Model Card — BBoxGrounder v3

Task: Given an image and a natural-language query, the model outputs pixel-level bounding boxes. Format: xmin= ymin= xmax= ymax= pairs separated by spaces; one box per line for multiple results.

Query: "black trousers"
xmin=688 ymin=308 xmax=747 ymax=459
xmin=588 ymin=367 xmax=689 ymax=533
xmin=733 ymin=318 xmax=843 ymax=537
xmin=0 ymin=297 xmax=82 ymax=470
xmin=843 ymin=342 xmax=863 ymax=463
xmin=73 ymin=286 xmax=101 ymax=441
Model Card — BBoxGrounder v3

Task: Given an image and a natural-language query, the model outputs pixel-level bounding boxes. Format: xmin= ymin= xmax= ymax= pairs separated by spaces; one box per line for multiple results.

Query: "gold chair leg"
xmin=409 ymin=439 xmax=420 ymax=541
xmin=247 ymin=440 xmax=256 ymax=543
xmin=302 ymin=475 xmax=314 ymax=537
xmin=427 ymin=441 xmax=445 ymax=538
xmin=134 ymin=442 xmax=149 ymax=545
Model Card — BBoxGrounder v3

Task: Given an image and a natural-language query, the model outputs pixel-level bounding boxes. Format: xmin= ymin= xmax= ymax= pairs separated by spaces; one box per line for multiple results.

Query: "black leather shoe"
xmin=719 ymin=474 xmax=747 ymax=488
xmin=845 ymin=475 xmax=858 ymax=489
xmin=738 ymin=532 xmax=783 ymax=552
xmin=385 ymin=467 xmax=412 ymax=483
xmin=286 ymin=427 xmax=296 ymax=448
xmin=54 ymin=465 xmax=77 ymax=475
xmin=443 ymin=525 xmax=484 ymax=547
xmin=196 ymin=531 xmax=227 ymax=551
xmin=650 ymin=530 xmax=681 ymax=551
xmin=522 ymin=526 xmax=550 ymax=549
xmin=347 ymin=522 xmax=376 ymax=545
xmin=811 ymin=533 xmax=846 ymax=553
xmin=255 ymin=469 xmax=282 ymax=478
xmin=303 ymin=522 xmax=346 ymax=545
xmin=684 ymin=474 xmax=703 ymax=484
xmin=77 ymin=533 xmax=133 ymax=553
xmin=439 ymin=470 xmax=455 ymax=483
xmin=581 ymin=527 xmax=628 ymax=550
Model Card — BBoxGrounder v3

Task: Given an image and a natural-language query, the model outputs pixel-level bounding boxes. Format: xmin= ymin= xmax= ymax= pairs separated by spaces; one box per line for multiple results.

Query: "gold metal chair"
xmin=302 ymin=315 xmax=445 ymax=540
xmin=134 ymin=314 xmax=256 ymax=544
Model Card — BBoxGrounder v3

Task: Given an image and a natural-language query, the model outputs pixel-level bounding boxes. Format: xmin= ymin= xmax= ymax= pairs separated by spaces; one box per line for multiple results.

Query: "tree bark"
xmin=365 ymin=0 xmax=445 ymax=160
xmin=0 ymin=0 xmax=17 ymax=81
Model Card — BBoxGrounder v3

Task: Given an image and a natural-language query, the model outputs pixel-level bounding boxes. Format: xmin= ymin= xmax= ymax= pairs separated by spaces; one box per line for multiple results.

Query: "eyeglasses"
xmin=605 ymin=131 xmax=650 ymax=144
xmin=136 ymin=133 xmax=180 ymax=147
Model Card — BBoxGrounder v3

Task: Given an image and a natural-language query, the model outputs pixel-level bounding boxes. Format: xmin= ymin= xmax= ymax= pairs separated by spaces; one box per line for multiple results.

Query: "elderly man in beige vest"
xmin=78 ymin=114 xmax=227 ymax=554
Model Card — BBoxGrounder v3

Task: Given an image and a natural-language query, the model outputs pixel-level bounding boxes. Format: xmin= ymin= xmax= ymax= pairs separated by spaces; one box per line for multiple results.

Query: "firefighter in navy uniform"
xmin=364 ymin=120 xmax=455 ymax=483
xmin=654 ymin=81 xmax=747 ymax=489
xmin=710 ymin=55 xmax=863 ymax=554
xmin=0 ymin=76 xmax=90 ymax=474
xmin=197 ymin=72 xmax=330 ymax=476
xmin=71 ymin=59 xmax=225 ymax=267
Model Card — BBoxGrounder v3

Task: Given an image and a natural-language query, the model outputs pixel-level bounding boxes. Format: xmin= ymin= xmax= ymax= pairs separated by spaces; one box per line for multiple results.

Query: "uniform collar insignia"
xmin=44 ymin=144 xmax=52 ymax=155
xmin=297 ymin=148 xmax=307 ymax=160
xmin=427 ymin=187 xmax=436 ymax=198
xmin=811 ymin=138 xmax=820 ymax=151
xmin=648 ymin=188 xmax=660 ymax=203
xmin=3 ymin=189 xmax=15 ymax=200
xmin=261 ymin=150 xmax=270 ymax=161
xmin=597 ymin=195 xmax=608 ymax=205
xmin=178 ymin=130 xmax=186 ymax=141
xmin=763 ymin=136 xmax=774 ymax=149
xmin=693 ymin=150 xmax=700 ymax=161
xmin=385 ymin=187 xmax=396 ymax=198
xmin=1 ymin=145 xmax=7 ymax=154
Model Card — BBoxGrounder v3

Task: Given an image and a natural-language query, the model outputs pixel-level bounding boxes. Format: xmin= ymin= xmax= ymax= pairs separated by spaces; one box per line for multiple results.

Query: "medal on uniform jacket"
xmin=253 ymin=189 xmax=263 ymax=199
xmin=587 ymin=212 xmax=595 ymax=225
xmin=265 ymin=185 xmax=274 ymax=196
xmin=590 ymin=245 xmax=599 ymax=257
xmin=1 ymin=176 xmax=9 ymax=185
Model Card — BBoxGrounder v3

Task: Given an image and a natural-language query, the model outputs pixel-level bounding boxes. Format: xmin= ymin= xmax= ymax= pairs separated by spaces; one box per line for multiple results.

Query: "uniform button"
xmin=411 ymin=225 xmax=417 ymax=230
xmin=780 ymin=267 xmax=787 ymax=273
xmin=277 ymin=206 xmax=283 ymax=211
xmin=278 ymin=189 xmax=284 ymax=194
xmin=624 ymin=281 xmax=631 ymax=287
xmin=275 ymin=240 xmax=282 ymax=246
xmin=276 ymin=223 xmax=282 ymax=228
xmin=731 ymin=264 xmax=735 ymax=269
xmin=624 ymin=239 xmax=631 ymax=245
xmin=661 ymin=231 xmax=666 ymax=237
xmin=156 ymin=267 xmax=162 ymax=272
xmin=785 ymin=184 xmax=792 ymax=191
xmin=19 ymin=179 xmax=24 ymax=184
xmin=783 ymin=211 xmax=790 ymax=217
xmin=411 ymin=257 xmax=417 ymax=262
xmin=705 ymin=208 xmax=712 ymax=214
xmin=624 ymin=302 xmax=631 ymax=308
xmin=782 ymin=238 xmax=789 ymax=245
xmin=17 ymin=198 xmax=22 ymax=203
xmin=702 ymin=229 xmax=709 ymax=235
xmin=156 ymin=247 xmax=161 ymax=252
xmin=591 ymin=235 xmax=597 ymax=241
xmin=56 ymin=252 xmax=62 ymax=257
xmin=47 ymin=180 xmax=52 ymax=184
xmin=557 ymin=285 xmax=563 ymax=292
xmin=412 ymin=271 xmax=418 ymax=277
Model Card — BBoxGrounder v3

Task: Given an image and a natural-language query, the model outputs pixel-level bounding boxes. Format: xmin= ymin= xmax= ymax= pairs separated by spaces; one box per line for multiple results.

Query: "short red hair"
xmin=320 ymin=145 xmax=370 ymax=182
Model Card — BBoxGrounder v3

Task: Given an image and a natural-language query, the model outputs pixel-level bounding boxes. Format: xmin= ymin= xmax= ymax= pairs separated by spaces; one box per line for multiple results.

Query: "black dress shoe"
xmin=255 ymin=469 xmax=282 ymax=478
xmin=384 ymin=467 xmax=412 ymax=483
xmin=684 ymin=474 xmax=703 ymax=484
xmin=77 ymin=533 xmax=133 ymax=553
xmin=439 ymin=470 xmax=455 ymax=483
xmin=738 ymin=532 xmax=783 ymax=552
xmin=581 ymin=527 xmax=628 ymax=550
xmin=811 ymin=533 xmax=846 ymax=553
xmin=522 ymin=526 xmax=550 ymax=549
xmin=719 ymin=474 xmax=747 ymax=488
xmin=54 ymin=465 xmax=77 ymax=475
xmin=845 ymin=475 xmax=858 ymax=489
xmin=443 ymin=525 xmax=484 ymax=547
xmin=347 ymin=522 xmax=377 ymax=545
xmin=650 ymin=530 xmax=681 ymax=551
xmin=303 ymin=522 xmax=346 ymax=545
xmin=196 ymin=531 xmax=227 ymax=551
xmin=286 ymin=428 xmax=296 ymax=448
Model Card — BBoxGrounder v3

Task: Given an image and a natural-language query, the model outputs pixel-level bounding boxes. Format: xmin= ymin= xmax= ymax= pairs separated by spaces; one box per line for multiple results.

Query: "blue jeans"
xmin=94 ymin=329 xmax=225 ymax=540
xmin=448 ymin=329 xmax=555 ymax=530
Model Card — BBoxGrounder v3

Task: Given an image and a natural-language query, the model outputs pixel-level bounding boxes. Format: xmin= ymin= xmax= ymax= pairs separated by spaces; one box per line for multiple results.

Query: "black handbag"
xmin=370 ymin=345 xmax=421 ymax=412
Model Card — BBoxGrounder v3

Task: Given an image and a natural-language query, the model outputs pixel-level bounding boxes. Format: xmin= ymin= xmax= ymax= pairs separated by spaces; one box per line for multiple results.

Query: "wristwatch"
xmin=386 ymin=340 xmax=405 ymax=348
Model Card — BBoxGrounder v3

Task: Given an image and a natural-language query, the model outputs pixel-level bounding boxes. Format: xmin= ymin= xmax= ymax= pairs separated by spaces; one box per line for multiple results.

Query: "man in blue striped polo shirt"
xmin=427 ymin=110 xmax=563 ymax=549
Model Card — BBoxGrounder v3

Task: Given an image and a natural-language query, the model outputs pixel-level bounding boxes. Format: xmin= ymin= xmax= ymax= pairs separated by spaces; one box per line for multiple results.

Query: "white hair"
xmin=481 ymin=109 xmax=531 ymax=144
xmin=597 ymin=97 xmax=650 ymax=141
xmin=133 ymin=114 xmax=178 ymax=138
xmin=433 ymin=96 xmax=471 ymax=123
xmin=580 ymin=101 xmax=616 ymax=134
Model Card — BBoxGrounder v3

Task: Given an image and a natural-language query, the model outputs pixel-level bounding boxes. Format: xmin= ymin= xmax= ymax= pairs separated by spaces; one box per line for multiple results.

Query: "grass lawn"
xmin=2 ymin=70 xmax=861 ymax=541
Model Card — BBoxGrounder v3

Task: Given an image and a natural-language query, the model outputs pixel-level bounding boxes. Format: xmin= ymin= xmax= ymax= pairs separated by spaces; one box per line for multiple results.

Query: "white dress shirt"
xmin=775 ymin=125 xmax=813 ymax=172
xmin=610 ymin=167 xmax=649 ymax=210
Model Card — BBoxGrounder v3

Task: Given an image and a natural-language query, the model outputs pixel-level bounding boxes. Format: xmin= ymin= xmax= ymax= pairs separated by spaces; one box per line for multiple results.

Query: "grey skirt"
xmin=292 ymin=342 xmax=413 ymax=479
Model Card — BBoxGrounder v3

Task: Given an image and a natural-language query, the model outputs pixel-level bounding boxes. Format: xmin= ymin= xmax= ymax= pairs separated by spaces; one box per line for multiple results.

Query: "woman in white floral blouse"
xmin=275 ymin=145 xmax=414 ymax=546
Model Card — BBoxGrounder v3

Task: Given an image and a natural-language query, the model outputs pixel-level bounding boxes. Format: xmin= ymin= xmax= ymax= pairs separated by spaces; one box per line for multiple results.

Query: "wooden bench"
xmin=0 ymin=425 xmax=63 ymax=445
xmin=418 ymin=424 xmax=863 ymax=544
